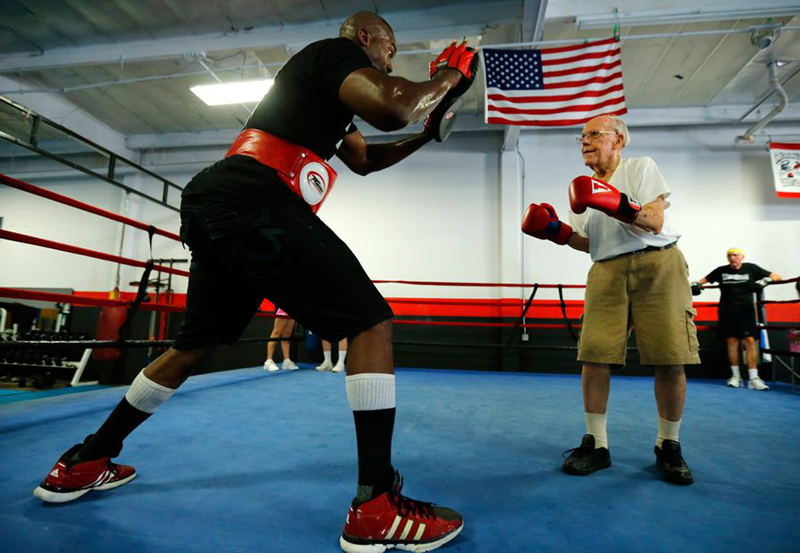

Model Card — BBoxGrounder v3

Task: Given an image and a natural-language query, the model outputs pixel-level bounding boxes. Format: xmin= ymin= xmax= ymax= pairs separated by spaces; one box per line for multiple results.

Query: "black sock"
xmin=75 ymin=398 xmax=151 ymax=461
xmin=353 ymin=408 xmax=395 ymax=503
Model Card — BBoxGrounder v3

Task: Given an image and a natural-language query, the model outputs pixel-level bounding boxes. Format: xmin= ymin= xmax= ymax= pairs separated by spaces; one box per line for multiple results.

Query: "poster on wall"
xmin=769 ymin=142 xmax=800 ymax=198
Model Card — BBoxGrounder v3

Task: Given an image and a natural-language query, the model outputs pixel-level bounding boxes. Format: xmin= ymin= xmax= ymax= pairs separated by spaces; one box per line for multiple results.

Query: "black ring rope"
xmin=557 ymin=284 xmax=579 ymax=343
xmin=506 ymin=283 xmax=539 ymax=346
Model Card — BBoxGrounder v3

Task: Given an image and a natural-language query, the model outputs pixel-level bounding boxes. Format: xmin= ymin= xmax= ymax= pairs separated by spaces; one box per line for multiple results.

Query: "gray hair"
xmin=606 ymin=115 xmax=630 ymax=148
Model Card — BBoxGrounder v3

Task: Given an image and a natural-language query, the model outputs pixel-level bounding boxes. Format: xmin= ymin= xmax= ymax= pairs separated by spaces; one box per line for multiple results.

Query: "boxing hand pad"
xmin=425 ymin=95 xmax=463 ymax=142
xmin=429 ymin=42 xmax=480 ymax=99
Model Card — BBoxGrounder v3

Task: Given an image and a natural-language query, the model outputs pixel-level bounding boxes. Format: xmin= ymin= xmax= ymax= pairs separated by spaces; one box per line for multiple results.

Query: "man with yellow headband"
xmin=692 ymin=248 xmax=782 ymax=390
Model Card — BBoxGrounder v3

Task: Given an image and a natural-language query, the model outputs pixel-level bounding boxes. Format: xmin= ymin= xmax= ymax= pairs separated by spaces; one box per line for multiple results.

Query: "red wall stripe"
xmin=66 ymin=293 xmax=800 ymax=323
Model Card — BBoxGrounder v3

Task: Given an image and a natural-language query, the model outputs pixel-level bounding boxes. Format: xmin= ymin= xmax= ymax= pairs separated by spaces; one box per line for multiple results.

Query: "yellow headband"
xmin=727 ymin=248 xmax=744 ymax=255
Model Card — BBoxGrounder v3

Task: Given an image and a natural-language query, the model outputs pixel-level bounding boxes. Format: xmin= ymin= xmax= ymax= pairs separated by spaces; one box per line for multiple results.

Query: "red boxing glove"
xmin=521 ymin=202 xmax=573 ymax=245
xmin=568 ymin=176 xmax=641 ymax=224
xmin=429 ymin=40 xmax=479 ymax=82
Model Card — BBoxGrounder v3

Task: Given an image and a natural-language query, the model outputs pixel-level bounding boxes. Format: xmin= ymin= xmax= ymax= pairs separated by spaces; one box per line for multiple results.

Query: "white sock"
xmin=125 ymin=369 xmax=176 ymax=414
xmin=346 ymin=374 xmax=395 ymax=411
xmin=585 ymin=412 xmax=608 ymax=449
xmin=656 ymin=417 xmax=681 ymax=448
xmin=748 ymin=368 xmax=759 ymax=380
xmin=730 ymin=365 xmax=740 ymax=378
xmin=323 ymin=351 xmax=332 ymax=363
xmin=338 ymin=350 xmax=347 ymax=364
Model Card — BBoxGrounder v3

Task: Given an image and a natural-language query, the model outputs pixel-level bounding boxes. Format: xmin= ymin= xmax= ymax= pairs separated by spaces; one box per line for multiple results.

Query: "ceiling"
xmin=1 ymin=0 xmax=799 ymax=150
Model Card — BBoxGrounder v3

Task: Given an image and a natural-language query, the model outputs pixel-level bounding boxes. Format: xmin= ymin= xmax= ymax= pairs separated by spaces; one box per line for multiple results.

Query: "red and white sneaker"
xmin=340 ymin=473 xmax=463 ymax=553
xmin=33 ymin=443 xmax=137 ymax=503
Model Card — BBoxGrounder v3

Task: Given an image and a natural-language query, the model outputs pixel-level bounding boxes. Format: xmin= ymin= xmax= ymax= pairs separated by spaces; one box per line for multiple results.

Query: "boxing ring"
xmin=1 ymin=172 xmax=800 ymax=553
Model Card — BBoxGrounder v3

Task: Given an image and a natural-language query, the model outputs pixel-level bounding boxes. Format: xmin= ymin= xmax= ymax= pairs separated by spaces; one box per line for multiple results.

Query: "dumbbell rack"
xmin=0 ymin=331 xmax=95 ymax=388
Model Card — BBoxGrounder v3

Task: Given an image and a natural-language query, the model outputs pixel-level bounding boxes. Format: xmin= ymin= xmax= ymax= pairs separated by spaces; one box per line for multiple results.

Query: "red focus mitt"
xmin=521 ymin=202 xmax=573 ymax=245
xmin=568 ymin=176 xmax=641 ymax=224
xmin=429 ymin=40 xmax=480 ymax=99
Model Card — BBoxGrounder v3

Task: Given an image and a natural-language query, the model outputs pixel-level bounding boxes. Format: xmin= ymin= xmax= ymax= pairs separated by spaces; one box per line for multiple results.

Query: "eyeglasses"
xmin=575 ymin=130 xmax=618 ymax=143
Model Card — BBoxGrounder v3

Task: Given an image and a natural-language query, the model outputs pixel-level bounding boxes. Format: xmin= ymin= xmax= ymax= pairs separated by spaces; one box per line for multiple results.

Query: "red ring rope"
xmin=373 ymin=279 xmax=586 ymax=289
xmin=0 ymin=173 xmax=181 ymax=242
xmin=0 ymin=229 xmax=189 ymax=277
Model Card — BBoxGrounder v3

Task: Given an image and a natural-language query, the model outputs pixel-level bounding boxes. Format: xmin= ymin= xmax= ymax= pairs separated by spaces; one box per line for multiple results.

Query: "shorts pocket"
xmin=685 ymin=307 xmax=700 ymax=352
xmin=206 ymin=210 xmax=241 ymax=240
xmin=233 ymin=226 xmax=287 ymax=279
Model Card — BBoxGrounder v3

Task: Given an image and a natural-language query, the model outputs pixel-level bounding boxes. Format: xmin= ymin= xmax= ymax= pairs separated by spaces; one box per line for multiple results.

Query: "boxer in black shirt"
xmin=693 ymin=248 xmax=782 ymax=390
xmin=34 ymin=11 xmax=478 ymax=553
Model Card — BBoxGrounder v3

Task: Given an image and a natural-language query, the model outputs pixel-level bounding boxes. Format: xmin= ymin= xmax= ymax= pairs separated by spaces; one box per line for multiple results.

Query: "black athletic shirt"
xmin=705 ymin=263 xmax=772 ymax=307
xmin=183 ymin=37 xmax=373 ymax=202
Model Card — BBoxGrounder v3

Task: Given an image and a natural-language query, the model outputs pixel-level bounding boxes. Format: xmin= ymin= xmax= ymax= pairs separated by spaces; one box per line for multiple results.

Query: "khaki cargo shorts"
xmin=578 ymin=245 xmax=701 ymax=366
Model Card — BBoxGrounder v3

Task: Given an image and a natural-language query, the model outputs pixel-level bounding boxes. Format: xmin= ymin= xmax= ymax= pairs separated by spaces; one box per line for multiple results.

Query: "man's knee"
xmin=655 ymin=365 xmax=685 ymax=378
xmin=352 ymin=318 xmax=393 ymax=342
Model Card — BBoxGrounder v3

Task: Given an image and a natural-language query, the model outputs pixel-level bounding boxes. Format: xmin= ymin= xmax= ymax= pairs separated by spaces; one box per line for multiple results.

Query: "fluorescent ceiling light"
xmin=576 ymin=6 xmax=800 ymax=29
xmin=190 ymin=79 xmax=274 ymax=106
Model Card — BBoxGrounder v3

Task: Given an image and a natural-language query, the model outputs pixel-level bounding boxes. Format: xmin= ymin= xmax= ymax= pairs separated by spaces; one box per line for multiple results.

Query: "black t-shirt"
xmin=705 ymin=263 xmax=771 ymax=307
xmin=183 ymin=37 xmax=373 ymax=203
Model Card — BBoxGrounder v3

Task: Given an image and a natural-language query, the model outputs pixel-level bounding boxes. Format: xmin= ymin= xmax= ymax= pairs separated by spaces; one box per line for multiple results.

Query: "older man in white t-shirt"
xmin=521 ymin=114 xmax=700 ymax=485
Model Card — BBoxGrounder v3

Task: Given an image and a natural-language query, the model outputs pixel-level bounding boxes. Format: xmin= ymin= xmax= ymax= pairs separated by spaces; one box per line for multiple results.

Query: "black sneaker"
xmin=562 ymin=434 xmax=611 ymax=475
xmin=655 ymin=439 xmax=694 ymax=485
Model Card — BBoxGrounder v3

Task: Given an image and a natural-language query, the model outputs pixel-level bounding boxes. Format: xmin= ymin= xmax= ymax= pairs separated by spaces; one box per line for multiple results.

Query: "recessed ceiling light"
xmin=190 ymin=79 xmax=274 ymax=106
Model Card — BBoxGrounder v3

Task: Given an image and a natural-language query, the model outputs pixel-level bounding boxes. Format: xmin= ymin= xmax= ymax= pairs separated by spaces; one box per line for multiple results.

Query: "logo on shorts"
xmin=299 ymin=162 xmax=329 ymax=205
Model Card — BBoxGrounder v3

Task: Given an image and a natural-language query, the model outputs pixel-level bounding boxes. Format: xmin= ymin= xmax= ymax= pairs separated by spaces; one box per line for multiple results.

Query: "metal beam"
xmin=546 ymin=0 xmax=800 ymax=20
xmin=502 ymin=0 xmax=548 ymax=151
xmin=0 ymin=3 xmax=522 ymax=72
xmin=522 ymin=0 xmax=549 ymax=42
xmin=122 ymin=105 xmax=800 ymax=151
xmin=501 ymin=127 xmax=522 ymax=151
xmin=0 ymin=77 xmax=134 ymax=159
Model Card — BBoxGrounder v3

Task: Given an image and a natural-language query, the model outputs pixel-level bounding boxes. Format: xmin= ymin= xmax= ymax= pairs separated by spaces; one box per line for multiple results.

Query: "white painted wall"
xmin=519 ymin=124 xmax=800 ymax=303
xmin=2 ymin=124 xmax=799 ymax=305
xmin=324 ymin=132 xmax=503 ymax=300
xmin=0 ymin=175 xmax=125 ymax=290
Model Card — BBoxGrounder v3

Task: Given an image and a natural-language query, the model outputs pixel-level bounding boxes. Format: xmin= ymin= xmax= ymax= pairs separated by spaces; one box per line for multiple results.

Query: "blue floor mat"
xmin=1 ymin=366 xmax=798 ymax=553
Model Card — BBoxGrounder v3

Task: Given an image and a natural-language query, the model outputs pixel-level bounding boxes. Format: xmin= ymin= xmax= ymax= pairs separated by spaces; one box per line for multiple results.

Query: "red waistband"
xmin=224 ymin=129 xmax=336 ymax=213
xmin=225 ymin=129 xmax=334 ymax=179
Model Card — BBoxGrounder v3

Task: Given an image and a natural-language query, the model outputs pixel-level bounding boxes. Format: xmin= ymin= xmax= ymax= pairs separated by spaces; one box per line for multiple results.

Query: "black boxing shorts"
xmin=717 ymin=302 xmax=759 ymax=339
xmin=173 ymin=159 xmax=393 ymax=350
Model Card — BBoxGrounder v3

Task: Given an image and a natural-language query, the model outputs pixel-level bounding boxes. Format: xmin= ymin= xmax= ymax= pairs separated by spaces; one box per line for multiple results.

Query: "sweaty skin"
xmin=337 ymin=11 xmax=462 ymax=132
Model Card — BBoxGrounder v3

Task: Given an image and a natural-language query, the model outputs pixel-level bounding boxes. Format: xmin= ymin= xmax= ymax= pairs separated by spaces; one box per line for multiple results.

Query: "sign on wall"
xmin=769 ymin=143 xmax=800 ymax=198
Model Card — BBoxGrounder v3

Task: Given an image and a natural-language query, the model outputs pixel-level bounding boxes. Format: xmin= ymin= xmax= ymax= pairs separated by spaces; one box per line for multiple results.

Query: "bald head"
xmin=339 ymin=11 xmax=393 ymax=41
xmin=339 ymin=11 xmax=396 ymax=74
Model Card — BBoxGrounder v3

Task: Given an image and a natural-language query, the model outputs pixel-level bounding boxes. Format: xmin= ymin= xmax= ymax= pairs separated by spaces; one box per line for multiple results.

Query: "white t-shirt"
xmin=568 ymin=156 xmax=680 ymax=262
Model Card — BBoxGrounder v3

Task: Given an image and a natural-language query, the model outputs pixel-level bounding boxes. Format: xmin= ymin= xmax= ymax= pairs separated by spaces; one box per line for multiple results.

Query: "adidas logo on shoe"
xmin=340 ymin=471 xmax=462 ymax=553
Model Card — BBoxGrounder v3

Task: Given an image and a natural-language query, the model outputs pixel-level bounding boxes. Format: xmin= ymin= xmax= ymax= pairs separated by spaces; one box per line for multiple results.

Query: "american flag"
xmin=483 ymin=38 xmax=627 ymax=127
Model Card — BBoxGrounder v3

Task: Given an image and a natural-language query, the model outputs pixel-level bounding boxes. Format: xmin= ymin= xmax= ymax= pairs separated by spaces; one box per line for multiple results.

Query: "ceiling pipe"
xmin=3 ymin=24 xmax=799 ymax=96
xmin=736 ymin=61 xmax=789 ymax=143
